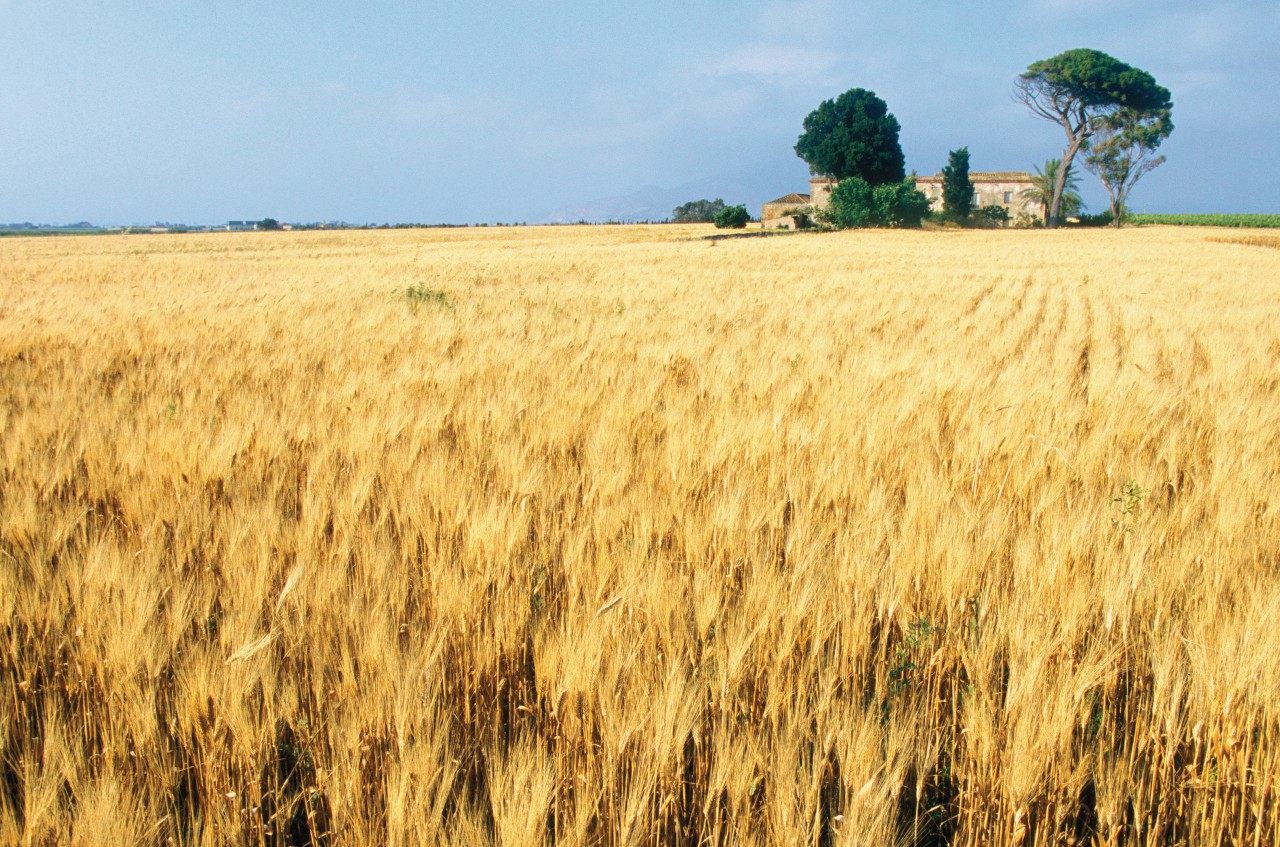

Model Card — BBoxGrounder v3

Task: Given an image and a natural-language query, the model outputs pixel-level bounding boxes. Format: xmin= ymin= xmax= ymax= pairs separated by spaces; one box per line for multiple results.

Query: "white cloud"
xmin=381 ymin=89 xmax=494 ymax=129
xmin=1159 ymin=68 xmax=1228 ymax=98
xmin=338 ymin=87 xmax=501 ymax=132
xmin=703 ymin=43 xmax=840 ymax=81
xmin=1029 ymin=0 xmax=1133 ymax=14
xmin=757 ymin=0 xmax=842 ymax=42
xmin=212 ymin=92 xmax=274 ymax=122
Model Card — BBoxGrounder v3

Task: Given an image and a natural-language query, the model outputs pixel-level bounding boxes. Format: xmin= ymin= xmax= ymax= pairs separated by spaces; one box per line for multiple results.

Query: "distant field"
xmin=3 ymin=226 xmax=1279 ymax=846
xmin=0 ymin=227 xmax=107 ymax=236
xmin=1130 ymin=212 xmax=1280 ymax=227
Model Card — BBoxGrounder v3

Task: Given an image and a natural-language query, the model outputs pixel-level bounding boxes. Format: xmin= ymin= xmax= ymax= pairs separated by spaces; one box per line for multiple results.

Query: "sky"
xmin=1 ymin=0 xmax=1276 ymax=225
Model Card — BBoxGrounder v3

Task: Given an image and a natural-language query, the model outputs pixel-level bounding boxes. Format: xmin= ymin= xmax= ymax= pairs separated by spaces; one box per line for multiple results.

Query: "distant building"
xmin=809 ymin=176 xmax=837 ymax=209
xmin=227 ymin=220 xmax=258 ymax=232
xmin=761 ymin=173 xmax=1043 ymax=226
xmin=914 ymin=172 xmax=1042 ymax=221
xmin=770 ymin=214 xmax=807 ymax=231
xmin=761 ymin=192 xmax=813 ymax=224
xmin=757 ymin=177 xmax=852 ymax=227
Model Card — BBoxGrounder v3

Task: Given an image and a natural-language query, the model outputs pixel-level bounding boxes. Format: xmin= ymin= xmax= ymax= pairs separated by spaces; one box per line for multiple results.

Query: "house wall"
xmin=809 ymin=177 xmax=836 ymax=210
xmin=765 ymin=173 xmax=1044 ymax=226
xmin=762 ymin=202 xmax=804 ymax=222
xmin=916 ymin=177 xmax=1043 ymax=221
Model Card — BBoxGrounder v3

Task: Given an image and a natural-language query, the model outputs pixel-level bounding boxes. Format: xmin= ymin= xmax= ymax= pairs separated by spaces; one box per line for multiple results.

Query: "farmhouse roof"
xmin=916 ymin=171 xmax=1034 ymax=183
xmin=766 ymin=193 xmax=812 ymax=205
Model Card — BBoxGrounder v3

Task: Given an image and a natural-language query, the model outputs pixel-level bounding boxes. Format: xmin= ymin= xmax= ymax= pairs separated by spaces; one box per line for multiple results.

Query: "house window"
xmin=1003 ymin=191 xmax=1013 ymax=204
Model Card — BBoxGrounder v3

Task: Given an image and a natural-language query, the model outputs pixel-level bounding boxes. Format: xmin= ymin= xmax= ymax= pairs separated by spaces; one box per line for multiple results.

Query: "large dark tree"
xmin=794 ymin=88 xmax=905 ymax=186
xmin=1083 ymin=107 xmax=1173 ymax=227
xmin=1015 ymin=49 xmax=1171 ymax=227
xmin=941 ymin=147 xmax=973 ymax=222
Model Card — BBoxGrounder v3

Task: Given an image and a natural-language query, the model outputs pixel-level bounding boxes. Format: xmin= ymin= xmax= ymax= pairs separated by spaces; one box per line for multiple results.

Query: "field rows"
xmin=3 ymin=226 xmax=1280 ymax=846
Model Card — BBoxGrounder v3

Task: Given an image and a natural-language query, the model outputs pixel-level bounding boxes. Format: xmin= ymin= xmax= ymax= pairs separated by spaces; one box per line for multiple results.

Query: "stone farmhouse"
xmin=915 ymin=172 xmax=1043 ymax=221
xmin=762 ymin=173 xmax=1043 ymax=227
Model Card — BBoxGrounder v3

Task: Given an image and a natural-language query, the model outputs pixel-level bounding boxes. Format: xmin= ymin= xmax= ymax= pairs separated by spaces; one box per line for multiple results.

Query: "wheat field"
xmin=2 ymin=224 xmax=1278 ymax=846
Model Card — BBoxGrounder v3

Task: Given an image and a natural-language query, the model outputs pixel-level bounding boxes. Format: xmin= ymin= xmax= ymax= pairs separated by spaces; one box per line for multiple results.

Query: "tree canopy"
xmin=794 ymin=89 xmax=905 ymax=186
xmin=1084 ymin=107 xmax=1174 ymax=226
xmin=671 ymin=198 xmax=726 ymax=224
xmin=1015 ymin=49 xmax=1171 ymax=227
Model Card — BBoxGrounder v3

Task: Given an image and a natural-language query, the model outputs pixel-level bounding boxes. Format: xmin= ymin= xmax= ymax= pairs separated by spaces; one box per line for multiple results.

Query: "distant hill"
xmin=541 ymin=162 xmax=809 ymax=224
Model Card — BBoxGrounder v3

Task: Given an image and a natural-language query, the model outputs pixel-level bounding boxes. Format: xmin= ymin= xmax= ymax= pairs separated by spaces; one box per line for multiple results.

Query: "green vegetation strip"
xmin=1131 ymin=213 xmax=1280 ymax=228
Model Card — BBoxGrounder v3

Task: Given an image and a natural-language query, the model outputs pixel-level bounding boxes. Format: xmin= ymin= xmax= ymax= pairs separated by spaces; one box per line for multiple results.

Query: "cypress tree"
xmin=941 ymin=147 xmax=973 ymax=222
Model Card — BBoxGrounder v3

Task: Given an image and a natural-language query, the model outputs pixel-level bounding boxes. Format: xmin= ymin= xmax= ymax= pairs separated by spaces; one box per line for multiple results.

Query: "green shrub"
xmin=820 ymin=178 xmax=930 ymax=229
xmin=1074 ymin=210 xmax=1115 ymax=227
xmin=878 ymin=179 xmax=932 ymax=228
xmin=971 ymin=206 xmax=1010 ymax=227
xmin=821 ymin=179 xmax=875 ymax=229
xmin=779 ymin=207 xmax=813 ymax=228
xmin=1127 ymin=213 xmax=1280 ymax=228
xmin=404 ymin=284 xmax=452 ymax=310
xmin=713 ymin=205 xmax=751 ymax=229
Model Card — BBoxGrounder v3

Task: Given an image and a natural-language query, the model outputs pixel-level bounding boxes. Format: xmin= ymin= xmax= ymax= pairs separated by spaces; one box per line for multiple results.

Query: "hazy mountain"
xmin=541 ymin=161 xmax=810 ymax=224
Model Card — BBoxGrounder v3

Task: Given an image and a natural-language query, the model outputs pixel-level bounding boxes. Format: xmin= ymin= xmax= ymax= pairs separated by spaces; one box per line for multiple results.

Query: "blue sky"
xmin=1 ymin=0 xmax=1275 ymax=224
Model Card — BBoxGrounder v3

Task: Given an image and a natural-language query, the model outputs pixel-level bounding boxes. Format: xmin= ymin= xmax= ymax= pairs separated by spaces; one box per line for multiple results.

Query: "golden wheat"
xmin=2 ymin=224 xmax=1278 ymax=846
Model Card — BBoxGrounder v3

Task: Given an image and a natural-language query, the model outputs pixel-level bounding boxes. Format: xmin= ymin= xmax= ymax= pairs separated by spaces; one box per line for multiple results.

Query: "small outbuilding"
xmin=761 ymin=193 xmax=812 ymax=225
